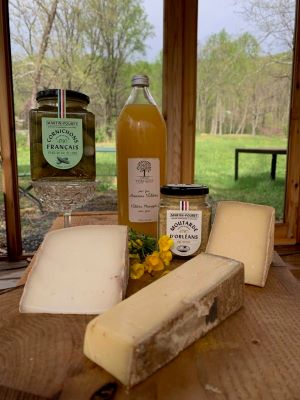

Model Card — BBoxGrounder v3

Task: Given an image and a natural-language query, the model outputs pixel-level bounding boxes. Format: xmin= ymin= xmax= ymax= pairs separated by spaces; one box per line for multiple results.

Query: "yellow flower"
xmin=158 ymin=235 xmax=174 ymax=252
xmin=144 ymin=251 xmax=164 ymax=273
xmin=159 ymin=250 xmax=172 ymax=266
xmin=128 ymin=233 xmax=175 ymax=279
xmin=130 ymin=263 xmax=145 ymax=279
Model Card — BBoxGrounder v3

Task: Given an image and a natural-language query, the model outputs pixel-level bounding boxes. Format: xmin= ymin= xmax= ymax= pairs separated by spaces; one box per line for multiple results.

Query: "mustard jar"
xmin=158 ymin=184 xmax=212 ymax=257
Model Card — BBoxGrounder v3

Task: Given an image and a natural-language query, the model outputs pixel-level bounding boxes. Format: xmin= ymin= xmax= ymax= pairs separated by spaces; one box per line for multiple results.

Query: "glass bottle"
xmin=29 ymin=89 xmax=95 ymax=181
xmin=158 ymin=184 xmax=212 ymax=257
xmin=116 ymin=75 xmax=167 ymax=237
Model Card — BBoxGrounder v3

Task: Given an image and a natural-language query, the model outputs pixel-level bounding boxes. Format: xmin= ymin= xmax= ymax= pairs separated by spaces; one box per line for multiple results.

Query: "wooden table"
xmin=0 ymin=213 xmax=300 ymax=399
xmin=234 ymin=148 xmax=287 ymax=180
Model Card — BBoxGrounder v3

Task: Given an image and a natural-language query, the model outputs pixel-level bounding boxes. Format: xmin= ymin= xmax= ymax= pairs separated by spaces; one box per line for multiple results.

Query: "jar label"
xmin=42 ymin=117 xmax=83 ymax=169
xmin=128 ymin=158 xmax=160 ymax=222
xmin=166 ymin=210 xmax=202 ymax=256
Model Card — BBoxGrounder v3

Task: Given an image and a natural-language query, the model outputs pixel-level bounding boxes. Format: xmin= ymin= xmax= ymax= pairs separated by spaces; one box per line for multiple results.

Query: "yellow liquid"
xmin=116 ymin=103 xmax=167 ymax=237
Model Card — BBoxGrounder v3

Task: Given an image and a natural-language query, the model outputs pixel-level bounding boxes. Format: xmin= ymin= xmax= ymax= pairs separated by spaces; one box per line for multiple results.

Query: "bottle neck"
xmin=126 ymin=86 xmax=157 ymax=106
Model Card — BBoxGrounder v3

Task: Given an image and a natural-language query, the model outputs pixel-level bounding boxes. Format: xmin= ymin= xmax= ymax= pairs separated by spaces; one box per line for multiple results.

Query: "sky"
xmin=142 ymin=0 xmax=254 ymax=61
xmin=198 ymin=0 xmax=247 ymax=44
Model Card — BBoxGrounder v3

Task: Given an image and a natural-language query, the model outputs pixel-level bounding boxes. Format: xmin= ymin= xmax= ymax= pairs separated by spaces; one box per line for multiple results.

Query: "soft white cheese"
xmin=206 ymin=201 xmax=275 ymax=287
xmin=19 ymin=225 xmax=128 ymax=314
xmin=83 ymin=253 xmax=244 ymax=387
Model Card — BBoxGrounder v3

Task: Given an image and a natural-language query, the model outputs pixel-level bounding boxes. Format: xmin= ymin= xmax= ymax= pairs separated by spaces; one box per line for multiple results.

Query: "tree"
xmin=48 ymin=0 xmax=85 ymax=90
xmin=235 ymin=1 xmax=295 ymax=135
xmin=197 ymin=30 xmax=291 ymax=136
xmin=198 ymin=30 xmax=260 ymax=134
xmin=10 ymin=0 xmax=59 ymax=111
xmin=84 ymin=0 xmax=154 ymax=133
xmin=236 ymin=0 xmax=295 ymax=52
xmin=9 ymin=0 xmax=154 ymax=133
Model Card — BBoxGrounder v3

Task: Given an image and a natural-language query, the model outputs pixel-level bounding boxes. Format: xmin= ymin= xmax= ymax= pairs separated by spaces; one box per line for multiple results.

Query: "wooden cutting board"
xmin=0 ymin=212 xmax=300 ymax=399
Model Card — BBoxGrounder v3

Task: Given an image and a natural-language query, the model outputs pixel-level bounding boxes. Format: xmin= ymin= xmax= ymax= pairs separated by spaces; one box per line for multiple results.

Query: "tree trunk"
xmin=30 ymin=0 xmax=59 ymax=110
xmin=210 ymin=111 xmax=217 ymax=134
xmin=210 ymin=95 xmax=220 ymax=134
xmin=215 ymin=95 xmax=223 ymax=135
xmin=229 ymin=109 xmax=234 ymax=134
xmin=236 ymin=104 xmax=248 ymax=134
xmin=251 ymin=112 xmax=259 ymax=135
xmin=218 ymin=99 xmax=224 ymax=135
xmin=197 ymin=96 xmax=207 ymax=133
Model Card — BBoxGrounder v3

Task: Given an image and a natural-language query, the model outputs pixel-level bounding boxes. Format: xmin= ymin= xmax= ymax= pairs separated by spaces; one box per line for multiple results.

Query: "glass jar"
xmin=29 ymin=89 xmax=95 ymax=181
xmin=158 ymin=184 xmax=212 ymax=257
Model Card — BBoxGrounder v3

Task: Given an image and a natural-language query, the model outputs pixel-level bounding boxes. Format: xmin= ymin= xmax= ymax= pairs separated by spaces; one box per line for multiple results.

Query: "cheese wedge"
xmin=84 ymin=253 xmax=244 ymax=387
xmin=206 ymin=201 xmax=275 ymax=287
xmin=19 ymin=225 xmax=128 ymax=314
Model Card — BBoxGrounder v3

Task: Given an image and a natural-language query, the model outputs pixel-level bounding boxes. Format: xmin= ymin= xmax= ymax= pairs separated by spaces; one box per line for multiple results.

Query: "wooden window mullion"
xmin=0 ymin=2 xmax=22 ymax=260
xmin=275 ymin=0 xmax=300 ymax=244
xmin=163 ymin=0 xmax=198 ymax=184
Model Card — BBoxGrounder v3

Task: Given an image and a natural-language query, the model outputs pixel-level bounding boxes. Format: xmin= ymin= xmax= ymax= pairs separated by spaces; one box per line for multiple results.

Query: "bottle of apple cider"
xmin=116 ymin=75 xmax=167 ymax=237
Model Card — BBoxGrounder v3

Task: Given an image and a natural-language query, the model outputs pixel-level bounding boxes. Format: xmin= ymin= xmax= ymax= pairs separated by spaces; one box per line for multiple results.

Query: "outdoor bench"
xmin=234 ymin=147 xmax=287 ymax=180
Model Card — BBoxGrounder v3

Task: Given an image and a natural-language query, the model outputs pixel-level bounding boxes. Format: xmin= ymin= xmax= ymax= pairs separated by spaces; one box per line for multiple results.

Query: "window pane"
xmin=196 ymin=0 xmax=295 ymax=220
xmin=8 ymin=0 xmax=163 ymax=253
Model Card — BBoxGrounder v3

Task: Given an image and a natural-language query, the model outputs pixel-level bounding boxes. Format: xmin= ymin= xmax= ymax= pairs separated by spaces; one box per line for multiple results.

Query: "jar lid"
xmin=160 ymin=184 xmax=209 ymax=196
xmin=36 ymin=89 xmax=90 ymax=104
xmin=131 ymin=75 xmax=149 ymax=87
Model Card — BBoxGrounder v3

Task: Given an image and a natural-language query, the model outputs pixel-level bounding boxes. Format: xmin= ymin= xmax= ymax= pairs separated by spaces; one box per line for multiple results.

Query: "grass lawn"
xmin=5 ymin=131 xmax=288 ymax=219
xmin=195 ymin=134 xmax=287 ymax=220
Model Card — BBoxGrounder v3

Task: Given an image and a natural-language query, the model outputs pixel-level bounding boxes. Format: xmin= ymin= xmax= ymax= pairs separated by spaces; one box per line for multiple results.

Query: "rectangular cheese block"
xmin=19 ymin=225 xmax=128 ymax=314
xmin=83 ymin=253 xmax=244 ymax=387
xmin=206 ymin=201 xmax=275 ymax=287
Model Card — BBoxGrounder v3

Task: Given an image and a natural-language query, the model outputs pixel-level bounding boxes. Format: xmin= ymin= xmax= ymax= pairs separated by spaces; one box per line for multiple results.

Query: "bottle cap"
xmin=160 ymin=184 xmax=209 ymax=196
xmin=131 ymin=75 xmax=149 ymax=87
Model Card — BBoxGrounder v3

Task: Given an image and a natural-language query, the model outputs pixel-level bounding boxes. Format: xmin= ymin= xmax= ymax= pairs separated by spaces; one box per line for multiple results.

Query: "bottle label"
xmin=128 ymin=158 xmax=160 ymax=222
xmin=166 ymin=209 xmax=202 ymax=256
xmin=42 ymin=117 xmax=83 ymax=169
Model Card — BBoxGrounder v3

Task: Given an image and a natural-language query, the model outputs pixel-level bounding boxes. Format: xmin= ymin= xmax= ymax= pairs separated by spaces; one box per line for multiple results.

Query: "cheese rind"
xmin=206 ymin=201 xmax=275 ymax=287
xmin=83 ymin=253 xmax=244 ymax=387
xmin=19 ymin=225 xmax=128 ymax=314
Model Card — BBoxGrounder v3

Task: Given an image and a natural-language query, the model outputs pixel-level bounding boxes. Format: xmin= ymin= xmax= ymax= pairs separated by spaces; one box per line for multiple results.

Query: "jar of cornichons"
xmin=158 ymin=184 xmax=212 ymax=257
xmin=29 ymin=89 xmax=95 ymax=181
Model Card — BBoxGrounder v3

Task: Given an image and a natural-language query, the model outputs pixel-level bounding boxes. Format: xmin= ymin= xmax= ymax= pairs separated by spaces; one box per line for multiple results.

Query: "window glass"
xmin=196 ymin=0 xmax=295 ymax=220
xmin=8 ymin=0 xmax=163 ymax=253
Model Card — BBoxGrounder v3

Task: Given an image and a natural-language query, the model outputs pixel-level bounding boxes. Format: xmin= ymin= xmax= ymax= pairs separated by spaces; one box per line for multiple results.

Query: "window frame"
xmin=0 ymin=1 xmax=22 ymax=261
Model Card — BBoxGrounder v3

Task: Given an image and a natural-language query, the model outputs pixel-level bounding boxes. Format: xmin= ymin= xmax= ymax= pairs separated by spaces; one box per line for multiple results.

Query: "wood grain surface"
xmin=163 ymin=0 xmax=197 ymax=184
xmin=1 ymin=268 xmax=300 ymax=399
xmin=0 ymin=2 xmax=22 ymax=259
xmin=1 ymin=214 xmax=300 ymax=399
